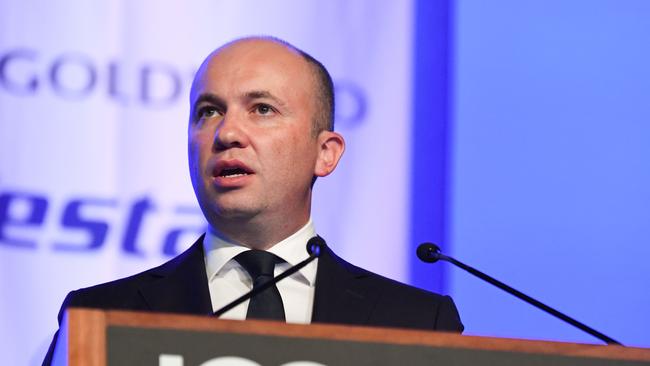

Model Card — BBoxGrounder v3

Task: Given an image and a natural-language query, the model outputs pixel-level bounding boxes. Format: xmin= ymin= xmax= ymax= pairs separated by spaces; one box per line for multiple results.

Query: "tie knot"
xmin=235 ymin=250 xmax=281 ymax=279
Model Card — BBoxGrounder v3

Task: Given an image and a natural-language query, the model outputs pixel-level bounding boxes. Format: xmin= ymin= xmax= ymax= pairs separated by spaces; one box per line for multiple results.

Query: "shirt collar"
xmin=203 ymin=219 xmax=318 ymax=285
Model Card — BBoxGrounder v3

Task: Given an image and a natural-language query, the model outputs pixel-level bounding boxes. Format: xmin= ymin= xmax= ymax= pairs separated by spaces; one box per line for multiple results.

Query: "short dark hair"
xmin=297 ymin=50 xmax=335 ymax=134
xmin=257 ymin=36 xmax=335 ymax=135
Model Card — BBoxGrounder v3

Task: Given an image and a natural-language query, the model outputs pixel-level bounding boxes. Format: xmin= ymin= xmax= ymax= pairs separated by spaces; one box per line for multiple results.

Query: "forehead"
xmin=191 ymin=40 xmax=316 ymax=102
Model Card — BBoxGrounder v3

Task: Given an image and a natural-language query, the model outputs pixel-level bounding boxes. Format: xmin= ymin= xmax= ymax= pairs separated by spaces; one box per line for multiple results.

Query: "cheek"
xmin=188 ymin=135 xmax=211 ymax=178
xmin=281 ymin=138 xmax=319 ymax=180
xmin=187 ymin=141 xmax=200 ymax=171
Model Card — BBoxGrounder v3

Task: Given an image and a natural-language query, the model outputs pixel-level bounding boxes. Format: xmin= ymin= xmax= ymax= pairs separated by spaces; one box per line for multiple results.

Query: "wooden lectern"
xmin=53 ymin=308 xmax=650 ymax=365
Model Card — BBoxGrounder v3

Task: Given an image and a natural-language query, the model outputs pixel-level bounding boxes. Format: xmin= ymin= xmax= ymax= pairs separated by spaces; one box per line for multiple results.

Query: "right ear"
xmin=314 ymin=131 xmax=345 ymax=177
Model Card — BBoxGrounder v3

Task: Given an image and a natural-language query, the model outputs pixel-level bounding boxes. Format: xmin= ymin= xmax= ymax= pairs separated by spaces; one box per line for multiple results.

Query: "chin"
xmin=211 ymin=200 xmax=262 ymax=221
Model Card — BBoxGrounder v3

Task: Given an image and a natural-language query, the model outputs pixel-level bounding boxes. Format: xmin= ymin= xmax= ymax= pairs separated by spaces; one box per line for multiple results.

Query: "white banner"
xmin=0 ymin=1 xmax=415 ymax=364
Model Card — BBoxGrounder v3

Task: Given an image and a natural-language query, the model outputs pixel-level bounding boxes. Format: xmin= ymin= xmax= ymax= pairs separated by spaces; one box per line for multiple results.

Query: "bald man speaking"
xmin=43 ymin=37 xmax=462 ymax=365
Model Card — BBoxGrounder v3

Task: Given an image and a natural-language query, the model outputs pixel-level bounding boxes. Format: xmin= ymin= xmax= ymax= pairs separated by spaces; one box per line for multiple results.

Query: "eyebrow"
xmin=243 ymin=90 xmax=287 ymax=107
xmin=192 ymin=90 xmax=287 ymax=112
xmin=192 ymin=93 xmax=226 ymax=112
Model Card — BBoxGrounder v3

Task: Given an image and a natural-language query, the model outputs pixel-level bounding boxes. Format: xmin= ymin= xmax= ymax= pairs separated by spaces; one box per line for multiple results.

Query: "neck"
xmin=210 ymin=212 xmax=310 ymax=250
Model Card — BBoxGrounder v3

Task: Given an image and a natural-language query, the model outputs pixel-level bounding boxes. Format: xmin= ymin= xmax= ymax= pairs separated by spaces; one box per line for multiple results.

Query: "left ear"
xmin=314 ymin=131 xmax=345 ymax=177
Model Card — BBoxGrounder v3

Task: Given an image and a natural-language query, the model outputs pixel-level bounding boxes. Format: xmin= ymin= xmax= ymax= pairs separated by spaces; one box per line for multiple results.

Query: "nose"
xmin=213 ymin=111 xmax=249 ymax=150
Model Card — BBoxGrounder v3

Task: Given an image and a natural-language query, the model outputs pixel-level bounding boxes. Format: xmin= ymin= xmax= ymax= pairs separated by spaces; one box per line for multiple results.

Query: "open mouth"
xmin=213 ymin=160 xmax=254 ymax=180
xmin=219 ymin=167 xmax=250 ymax=178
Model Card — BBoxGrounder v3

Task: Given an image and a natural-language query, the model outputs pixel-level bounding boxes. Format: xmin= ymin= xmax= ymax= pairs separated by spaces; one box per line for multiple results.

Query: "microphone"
xmin=213 ymin=236 xmax=325 ymax=318
xmin=416 ymin=243 xmax=622 ymax=346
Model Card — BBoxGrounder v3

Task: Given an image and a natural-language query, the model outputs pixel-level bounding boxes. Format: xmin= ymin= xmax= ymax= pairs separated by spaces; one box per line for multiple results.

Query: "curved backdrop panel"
xmin=0 ymin=1 xmax=415 ymax=364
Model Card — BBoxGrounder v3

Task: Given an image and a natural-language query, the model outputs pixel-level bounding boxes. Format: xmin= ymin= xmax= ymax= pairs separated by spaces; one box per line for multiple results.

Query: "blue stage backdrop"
xmin=448 ymin=0 xmax=650 ymax=348
xmin=1 ymin=1 xmax=649 ymax=365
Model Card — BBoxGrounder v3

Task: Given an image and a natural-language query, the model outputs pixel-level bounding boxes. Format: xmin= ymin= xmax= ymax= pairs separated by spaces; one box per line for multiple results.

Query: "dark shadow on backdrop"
xmin=409 ymin=0 xmax=453 ymax=294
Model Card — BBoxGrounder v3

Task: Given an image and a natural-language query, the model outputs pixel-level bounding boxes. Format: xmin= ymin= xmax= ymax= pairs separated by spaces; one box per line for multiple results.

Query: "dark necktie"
xmin=235 ymin=250 xmax=286 ymax=321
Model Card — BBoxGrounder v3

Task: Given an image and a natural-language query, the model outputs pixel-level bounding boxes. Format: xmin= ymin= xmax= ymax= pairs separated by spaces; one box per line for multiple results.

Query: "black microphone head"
xmin=416 ymin=242 xmax=441 ymax=263
xmin=306 ymin=236 xmax=326 ymax=257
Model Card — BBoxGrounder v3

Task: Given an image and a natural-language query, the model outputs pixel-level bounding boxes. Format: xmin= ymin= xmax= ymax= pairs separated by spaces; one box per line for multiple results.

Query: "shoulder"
xmin=320 ymin=245 xmax=447 ymax=303
xmin=57 ymin=238 xmax=204 ymax=321
xmin=317 ymin=246 xmax=464 ymax=332
xmin=61 ymin=265 xmax=158 ymax=312
xmin=366 ymin=269 xmax=463 ymax=332
xmin=58 ymin=263 xmax=163 ymax=321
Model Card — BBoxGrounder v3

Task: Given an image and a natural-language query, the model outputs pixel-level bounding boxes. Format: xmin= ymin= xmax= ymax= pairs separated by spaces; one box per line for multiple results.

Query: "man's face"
xmin=188 ymin=40 xmax=325 ymax=232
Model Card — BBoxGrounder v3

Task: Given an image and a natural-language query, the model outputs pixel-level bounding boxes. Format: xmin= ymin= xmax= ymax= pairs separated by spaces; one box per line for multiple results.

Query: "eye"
xmin=253 ymin=103 xmax=275 ymax=115
xmin=196 ymin=106 xmax=221 ymax=120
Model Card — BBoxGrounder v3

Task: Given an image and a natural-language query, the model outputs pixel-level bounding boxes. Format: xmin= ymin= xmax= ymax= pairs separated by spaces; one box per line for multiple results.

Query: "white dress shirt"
xmin=203 ymin=220 xmax=318 ymax=324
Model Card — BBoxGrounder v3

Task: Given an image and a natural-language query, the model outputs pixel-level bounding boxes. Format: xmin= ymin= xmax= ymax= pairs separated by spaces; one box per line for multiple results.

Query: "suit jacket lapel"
xmin=135 ymin=237 xmax=381 ymax=322
xmin=138 ymin=235 xmax=214 ymax=315
xmin=311 ymin=246 xmax=382 ymax=325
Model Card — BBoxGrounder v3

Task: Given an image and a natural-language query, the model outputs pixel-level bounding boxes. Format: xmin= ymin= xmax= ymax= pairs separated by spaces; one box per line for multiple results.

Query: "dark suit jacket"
xmin=43 ymin=236 xmax=463 ymax=365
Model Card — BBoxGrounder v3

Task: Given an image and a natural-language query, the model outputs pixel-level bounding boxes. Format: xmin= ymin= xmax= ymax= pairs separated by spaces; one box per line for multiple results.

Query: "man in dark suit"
xmin=43 ymin=36 xmax=462 ymax=365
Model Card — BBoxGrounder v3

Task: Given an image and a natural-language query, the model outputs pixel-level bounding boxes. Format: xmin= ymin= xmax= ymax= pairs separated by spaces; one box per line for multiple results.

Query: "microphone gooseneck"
xmin=416 ymin=242 xmax=622 ymax=346
xmin=213 ymin=236 xmax=325 ymax=318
